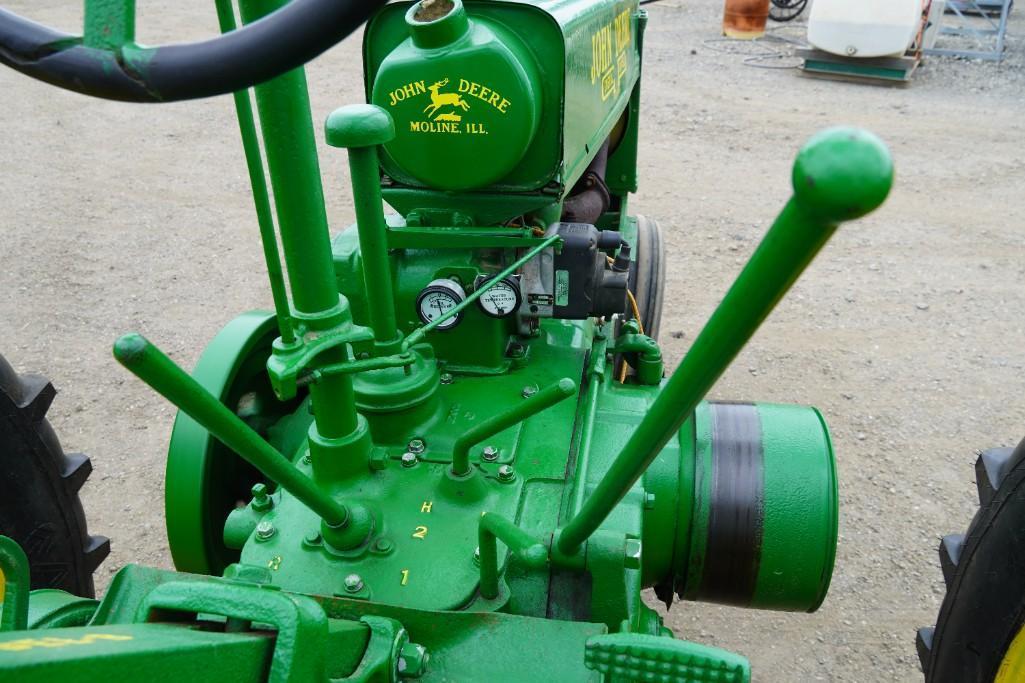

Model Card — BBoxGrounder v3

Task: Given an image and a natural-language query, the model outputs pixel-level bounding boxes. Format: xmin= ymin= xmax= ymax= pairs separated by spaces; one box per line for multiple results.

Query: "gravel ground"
xmin=1 ymin=1 xmax=1023 ymax=680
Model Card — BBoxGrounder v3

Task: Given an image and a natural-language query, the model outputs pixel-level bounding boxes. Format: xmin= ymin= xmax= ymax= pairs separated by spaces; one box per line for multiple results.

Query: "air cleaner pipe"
xmin=214 ymin=0 xmax=295 ymax=345
xmin=452 ymin=378 xmax=577 ymax=477
xmin=113 ymin=333 xmax=349 ymax=529
xmin=239 ymin=0 xmax=359 ymax=441
xmin=558 ymin=128 xmax=894 ymax=554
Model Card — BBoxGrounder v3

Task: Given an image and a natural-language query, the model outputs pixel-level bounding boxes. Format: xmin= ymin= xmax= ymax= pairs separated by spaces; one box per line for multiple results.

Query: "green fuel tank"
xmin=364 ymin=0 xmax=640 ymax=194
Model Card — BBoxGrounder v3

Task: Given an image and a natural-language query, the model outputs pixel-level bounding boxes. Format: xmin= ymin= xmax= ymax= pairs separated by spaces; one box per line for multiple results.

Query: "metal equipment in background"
xmin=0 ymin=0 xmax=894 ymax=680
xmin=769 ymin=0 xmax=809 ymax=23
xmin=924 ymin=0 xmax=1013 ymax=61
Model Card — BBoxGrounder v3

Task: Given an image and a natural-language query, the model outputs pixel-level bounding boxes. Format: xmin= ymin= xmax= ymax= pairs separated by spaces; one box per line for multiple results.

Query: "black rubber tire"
xmin=769 ymin=0 xmax=808 ymax=22
xmin=0 ymin=354 xmax=108 ymax=598
xmin=630 ymin=214 xmax=666 ymax=342
xmin=917 ymin=438 xmax=1025 ymax=681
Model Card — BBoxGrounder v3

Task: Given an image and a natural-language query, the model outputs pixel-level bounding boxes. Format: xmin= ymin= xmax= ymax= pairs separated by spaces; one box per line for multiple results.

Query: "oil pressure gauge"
xmin=475 ymin=276 xmax=522 ymax=319
xmin=416 ymin=279 xmax=467 ymax=330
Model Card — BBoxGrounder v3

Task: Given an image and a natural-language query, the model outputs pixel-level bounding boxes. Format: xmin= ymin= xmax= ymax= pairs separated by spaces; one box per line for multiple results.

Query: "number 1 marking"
xmin=400 ymin=569 xmax=409 ymax=586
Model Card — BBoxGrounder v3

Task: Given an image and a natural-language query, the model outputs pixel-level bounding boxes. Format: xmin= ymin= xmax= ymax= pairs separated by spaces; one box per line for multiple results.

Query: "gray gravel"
xmin=1 ymin=1 xmax=1023 ymax=680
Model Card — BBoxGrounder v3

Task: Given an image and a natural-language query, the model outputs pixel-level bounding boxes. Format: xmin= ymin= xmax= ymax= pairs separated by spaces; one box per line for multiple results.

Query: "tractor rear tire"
xmin=917 ymin=438 xmax=1025 ymax=681
xmin=630 ymin=214 xmax=666 ymax=341
xmin=0 ymin=355 xmax=108 ymax=598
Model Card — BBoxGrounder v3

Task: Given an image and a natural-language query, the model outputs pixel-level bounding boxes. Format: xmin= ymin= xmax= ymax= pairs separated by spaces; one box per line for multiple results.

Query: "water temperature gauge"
xmin=475 ymin=276 xmax=522 ymax=319
xmin=415 ymin=279 xmax=467 ymax=330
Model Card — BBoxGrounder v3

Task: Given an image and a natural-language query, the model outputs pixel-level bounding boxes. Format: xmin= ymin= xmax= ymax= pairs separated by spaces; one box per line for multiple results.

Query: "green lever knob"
xmin=325 ymin=104 xmax=396 ymax=148
xmin=325 ymin=104 xmax=402 ymax=352
xmin=792 ymin=126 xmax=893 ymax=223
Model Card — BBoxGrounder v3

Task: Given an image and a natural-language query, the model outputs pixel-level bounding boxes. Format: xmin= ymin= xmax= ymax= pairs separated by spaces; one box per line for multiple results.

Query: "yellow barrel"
xmin=723 ymin=0 xmax=771 ymax=39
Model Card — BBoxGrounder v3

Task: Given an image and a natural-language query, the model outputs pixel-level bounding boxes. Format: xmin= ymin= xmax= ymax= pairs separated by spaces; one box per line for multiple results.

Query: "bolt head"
xmin=373 ymin=538 xmax=394 ymax=553
xmin=255 ymin=521 xmax=276 ymax=540
xmin=407 ymin=438 xmax=426 ymax=454
xmin=497 ymin=464 xmax=515 ymax=482
xmin=401 ymin=452 xmax=418 ymax=468
xmin=440 ymin=373 xmax=454 ymax=385
xmin=398 ymin=642 xmax=429 ymax=678
xmin=521 ymin=385 xmax=537 ymax=398
xmin=481 ymin=446 xmax=499 ymax=462
xmin=343 ymin=573 xmax=364 ymax=593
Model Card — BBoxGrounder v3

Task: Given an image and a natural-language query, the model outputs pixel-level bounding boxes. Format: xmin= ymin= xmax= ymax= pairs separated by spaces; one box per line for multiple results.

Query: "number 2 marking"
xmin=412 ymin=525 xmax=428 ymax=539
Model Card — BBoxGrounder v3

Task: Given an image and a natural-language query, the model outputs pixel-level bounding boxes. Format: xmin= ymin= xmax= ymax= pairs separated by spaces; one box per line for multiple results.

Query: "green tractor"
xmin=0 ymin=0 xmax=905 ymax=680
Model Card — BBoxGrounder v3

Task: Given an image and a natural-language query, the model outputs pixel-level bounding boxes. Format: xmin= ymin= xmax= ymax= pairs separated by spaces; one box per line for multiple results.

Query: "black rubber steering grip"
xmin=0 ymin=0 xmax=386 ymax=102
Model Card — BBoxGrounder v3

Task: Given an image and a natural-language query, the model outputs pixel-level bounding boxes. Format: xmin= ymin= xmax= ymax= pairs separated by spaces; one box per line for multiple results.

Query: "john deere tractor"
xmin=0 ymin=1 xmax=897 ymax=680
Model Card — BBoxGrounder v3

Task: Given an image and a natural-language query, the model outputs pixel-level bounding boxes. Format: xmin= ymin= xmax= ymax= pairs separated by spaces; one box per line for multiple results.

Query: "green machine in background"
xmin=0 ymin=0 xmax=893 ymax=680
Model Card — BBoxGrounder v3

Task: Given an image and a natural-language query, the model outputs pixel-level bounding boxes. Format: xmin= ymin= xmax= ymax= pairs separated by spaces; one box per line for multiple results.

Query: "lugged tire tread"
xmin=918 ymin=438 xmax=1025 ymax=681
xmin=0 ymin=354 xmax=108 ymax=598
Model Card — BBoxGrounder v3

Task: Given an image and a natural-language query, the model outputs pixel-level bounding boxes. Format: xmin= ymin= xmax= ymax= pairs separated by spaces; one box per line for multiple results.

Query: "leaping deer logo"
xmin=424 ymin=79 xmax=470 ymax=119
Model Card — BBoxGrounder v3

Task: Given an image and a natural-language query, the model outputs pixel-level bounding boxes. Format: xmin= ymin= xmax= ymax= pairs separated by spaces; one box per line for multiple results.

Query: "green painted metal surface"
xmin=365 ymin=0 xmax=642 ymax=222
xmin=0 ymin=1 xmax=898 ymax=680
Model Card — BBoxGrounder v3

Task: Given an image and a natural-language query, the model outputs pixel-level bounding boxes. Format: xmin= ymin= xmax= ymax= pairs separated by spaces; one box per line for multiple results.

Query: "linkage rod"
xmin=451 ymin=378 xmax=577 ymax=477
xmin=114 ymin=333 xmax=349 ymax=529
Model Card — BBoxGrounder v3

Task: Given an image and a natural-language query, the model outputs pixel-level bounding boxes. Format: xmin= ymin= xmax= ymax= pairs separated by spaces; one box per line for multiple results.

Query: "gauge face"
xmin=416 ymin=279 xmax=466 ymax=330
xmin=477 ymin=277 xmax=522 ymax=318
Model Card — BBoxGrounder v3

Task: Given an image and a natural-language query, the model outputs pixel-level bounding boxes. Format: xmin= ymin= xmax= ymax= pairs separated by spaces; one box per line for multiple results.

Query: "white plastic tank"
xmin=808 ymin=0 xmax=923 ymax=58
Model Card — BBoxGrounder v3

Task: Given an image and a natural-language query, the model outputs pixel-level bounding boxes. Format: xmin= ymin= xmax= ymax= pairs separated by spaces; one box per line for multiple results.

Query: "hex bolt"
xmin=255 ymin=520 xmax=276 ymax=541
xmin=481 ymin=445 xmax=500 ymax=462
xmin=251 ymin=483 xmax=273 ymax=512
xmin=343 ymin=573 xmax=364 ymax=593
xmin=497 ymin=465 xmax=515 ymax=483
xmin=302 ymin=530 xmax=322 ymax=547
xmin=521 ymin=385 xmax=537 ymax=398
xmin=407 ymin=438 xmax=426 ymax=454
xmin=301 ymin=453 xmax=312 ymax=465
xmin=401 ymin=452 xmax=418 ymax=468
xmin=473 ymin=546 xmax=481 ymax=565
xmin=398 ymin=642 xmax=430 ymax=678
xmin=440 ymin=373 xmax=454 ymax=385
xmin=373 ymin=538 xmax=394 ymax=553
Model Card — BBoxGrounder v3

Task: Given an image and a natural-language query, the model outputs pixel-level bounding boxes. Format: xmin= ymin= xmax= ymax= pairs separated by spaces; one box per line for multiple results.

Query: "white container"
xmin=808 ymin=0 xmax=923 ymax=58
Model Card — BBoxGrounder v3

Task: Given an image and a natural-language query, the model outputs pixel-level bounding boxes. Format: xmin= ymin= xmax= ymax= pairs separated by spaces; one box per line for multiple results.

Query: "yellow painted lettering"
xmin=412 ymin=525 xmax=428 ymax=539
xmin=400 ymin=569 xmax=410 ymax=586
xmin=498 ymin=98 xmax=510 ymax=113
xmin=458 ymin=78 xmax=471 ymax=93
xmin=421 ymin=501 xmax=433 ymax=513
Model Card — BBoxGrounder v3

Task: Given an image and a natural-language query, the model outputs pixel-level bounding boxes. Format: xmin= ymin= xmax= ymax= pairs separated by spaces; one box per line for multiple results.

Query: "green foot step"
xmin=584 ymin=633 xmax=751 ymax=683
